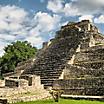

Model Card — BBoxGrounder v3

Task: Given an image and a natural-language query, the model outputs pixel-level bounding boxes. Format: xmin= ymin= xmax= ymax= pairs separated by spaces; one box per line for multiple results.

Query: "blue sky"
xmin=0 ymin=0 xmax=104 ymax=56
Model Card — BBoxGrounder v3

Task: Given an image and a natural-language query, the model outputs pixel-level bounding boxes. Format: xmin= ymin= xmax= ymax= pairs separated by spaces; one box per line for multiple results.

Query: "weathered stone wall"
xmin=20 ymin=75 xmax=43 ymax=88
xmin=64 ymin=64 xmax=104 ymax=79
xmin=0 ymin=86 xmax=50 ymax=103
xmin=61 ymin=20 xmax=91 ymax=31
xmin=0 ymin=98 xmax=7 ymax=104
xmin=5 ymin=79 xmax=19 ymax=87
xmin=20 ymin=75 xmax=32 ymax=86
xmin=5 ymin=79 xmax=28 ymax=88
xmin=0 ymin=74 xmax=46 ymax=103
xmin=0 ymin=80 xmax=5 ymax=87
xmin=94 ymin=33 xmax=104 ymax=45
xmin=3 ymin=72 xmax=17 ymax=78
xmin=53 ymin=78 xmax=104 ymax=95
xmin=74 ymin=46 xmax=104 ymax=63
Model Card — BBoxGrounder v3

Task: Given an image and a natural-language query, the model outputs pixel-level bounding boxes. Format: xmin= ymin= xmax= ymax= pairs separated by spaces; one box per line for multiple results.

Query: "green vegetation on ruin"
xmin=0 ymin=41 xmax=37 ymax=76
xmin=12 ymin=99 xmax=104 ymax=104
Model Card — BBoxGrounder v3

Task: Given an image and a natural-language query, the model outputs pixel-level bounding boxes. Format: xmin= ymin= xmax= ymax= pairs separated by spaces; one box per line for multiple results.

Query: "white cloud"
xmin=94 ymin=15 xmax=104 ymax=23
xmin=25 ymin=36 xmax=44 ymax=48
xmin=79 ymin=15 xmax=94 ymax=22
xmin=0 ymin=5 xmax=30 ymax=56
xmin=61 ymin=21 xmax=69 ymax=26
xmin=30 ymin=12 xmax=61 ymax=36
xmin=0 ymin=5 xmax=27 ymax=21
xmin=64 ymin=3 xmax=80 ymax=16
xmin=71 ymin=0 xmax=78 ymax=1
xmin=92 ymin=0 xmax=104 ymax=5
xmin=0 ymin=5 xmax=62 ymax=56
xmin=47 ymin=0 xmax=64 ymax=13
xmin=71 ymin=0 xmax=104 ymax=15
xmin=0 ymin=34 xmax=15 ymax=41
xmin=70 ymin=0 xmax=104 ymax=15
xmin=47 ymin=0 xmax=81 ymax=16
xmin=0 ymin=6 xmax=41 ymax=56
xmin=0 ymin=5 xmax=28 ymax=32
xmin=0 ymin=20 xmax=8 ymax=30
xmin=33 ymin=12 xmax=61 ymax=33
xmin=47 ymin=0 xmax=104 ymax=17
xmin=0 ymin=33 xmax=16 ymax=57
xmin=26 ymin=11 xmax=61 ymax=47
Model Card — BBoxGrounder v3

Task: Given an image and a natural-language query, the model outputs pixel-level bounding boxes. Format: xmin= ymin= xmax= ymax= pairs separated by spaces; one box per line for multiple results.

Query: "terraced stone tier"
xmin=74 ymin=45 xmax=104 ymax=63
xmin=64 ymin=64 xmax=104 ymax=79
xmin=53 ymin=78 xmax=104 ymax=95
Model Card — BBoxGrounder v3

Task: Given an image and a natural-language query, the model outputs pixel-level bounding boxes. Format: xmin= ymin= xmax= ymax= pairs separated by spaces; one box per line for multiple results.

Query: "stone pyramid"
xmin=22 ymin=20 xmax=104 ymax=93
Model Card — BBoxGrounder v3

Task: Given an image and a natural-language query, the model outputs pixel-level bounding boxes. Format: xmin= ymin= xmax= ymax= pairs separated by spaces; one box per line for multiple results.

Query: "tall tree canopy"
xmin=0 ymin=41 xmax=37 ymax=75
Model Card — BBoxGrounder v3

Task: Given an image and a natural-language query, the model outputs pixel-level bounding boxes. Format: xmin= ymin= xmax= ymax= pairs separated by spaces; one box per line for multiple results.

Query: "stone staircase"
xmin=22 ymin=27 xmax=86 ymax=88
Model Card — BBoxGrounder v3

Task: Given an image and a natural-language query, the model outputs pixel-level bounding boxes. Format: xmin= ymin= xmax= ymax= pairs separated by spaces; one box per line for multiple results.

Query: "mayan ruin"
xmin=23 ymin=20 xmax=104 ymax=91
xmin=0 ymin=20 xmax=104 ymax=103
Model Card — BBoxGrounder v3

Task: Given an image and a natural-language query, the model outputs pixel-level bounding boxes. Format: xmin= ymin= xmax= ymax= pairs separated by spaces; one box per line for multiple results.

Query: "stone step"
xmin=40 ymin=76 xmax=59 ymax=79
xmin=44 ymin=83 xmax=53 ymax=89
xmin=33 ymin=69 xmax=62 ymax=73
xmin=34 ymin=67 xmax=63 ymax=72
xmin=34 ymin=71 xmax=62 ymax=76
xmin=41 ymin=79 xmax=55 ymax=84
xmin=41 ymin=78 xmax=56 ymax=80
xmin=41 ymin=81 xmax=53 ymax=85
xmin=43 ymin=70 xmax=62 ymax=73
xmin=45 ymin=73 xmax=61 ymax=76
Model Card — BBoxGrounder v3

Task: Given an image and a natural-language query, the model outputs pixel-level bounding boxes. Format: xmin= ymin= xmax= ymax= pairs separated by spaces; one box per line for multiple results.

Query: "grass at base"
xmin=13 ymin=98 xmax=104 ymax=104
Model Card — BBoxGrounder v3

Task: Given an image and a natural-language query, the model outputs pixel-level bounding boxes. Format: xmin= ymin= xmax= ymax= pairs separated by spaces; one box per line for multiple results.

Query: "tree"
xmin=0 ymin=41 xmax=37 ymax=74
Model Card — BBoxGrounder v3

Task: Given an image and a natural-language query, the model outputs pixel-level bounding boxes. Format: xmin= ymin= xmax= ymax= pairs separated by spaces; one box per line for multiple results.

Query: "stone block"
xmin=5 ymin=78 xmax=28 ymax=88
xmin=0 ymin=98 xmax=7 ymax=104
